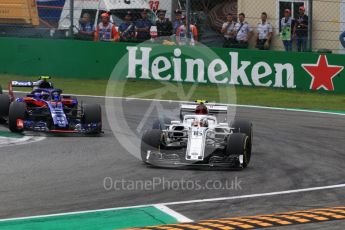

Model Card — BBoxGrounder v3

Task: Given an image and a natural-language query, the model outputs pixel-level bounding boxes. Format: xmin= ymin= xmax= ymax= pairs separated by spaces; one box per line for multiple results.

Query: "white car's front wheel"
xmin=226 ymin=133 xmax=250 ymax=168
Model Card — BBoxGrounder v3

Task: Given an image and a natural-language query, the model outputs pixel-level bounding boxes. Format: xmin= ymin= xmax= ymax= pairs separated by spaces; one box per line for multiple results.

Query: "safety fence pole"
xmin=186 ymin=0 xmax=191 ymax=43
xmin=69 ymin=0 xmax=74 ymax=38
xmin=308 ymin=0 xmax=313 ymax=51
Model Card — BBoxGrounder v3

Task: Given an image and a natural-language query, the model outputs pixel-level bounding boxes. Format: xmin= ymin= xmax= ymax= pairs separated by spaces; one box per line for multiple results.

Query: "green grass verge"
xmin=1 ymin=74 xmax=345 ymax=111
xmin=0 ymin=206 xmax=177 ymax=230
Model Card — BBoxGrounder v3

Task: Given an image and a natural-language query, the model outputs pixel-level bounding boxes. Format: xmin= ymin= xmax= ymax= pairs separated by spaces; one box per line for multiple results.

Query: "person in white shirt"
xmin=221 ymin=13 xmax=236 ymax=48
xmin=255 ymin=12 xmax=273 ymax=50
xmin=233 ymin=13 xmax=252 ymax=48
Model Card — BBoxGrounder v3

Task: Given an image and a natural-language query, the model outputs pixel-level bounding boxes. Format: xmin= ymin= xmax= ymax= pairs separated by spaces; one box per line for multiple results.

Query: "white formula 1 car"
xmin=141 ymin=100 xmax=253 ymax=169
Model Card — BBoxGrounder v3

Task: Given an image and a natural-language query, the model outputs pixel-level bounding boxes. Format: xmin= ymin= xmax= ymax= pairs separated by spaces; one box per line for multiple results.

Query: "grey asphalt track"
xmin=0 ymin=95 xmax=345 ymax=230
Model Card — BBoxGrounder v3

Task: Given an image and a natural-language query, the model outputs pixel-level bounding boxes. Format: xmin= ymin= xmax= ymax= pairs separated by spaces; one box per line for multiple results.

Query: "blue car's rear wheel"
xmin=0 ymin=94 xmax=10 ymax=117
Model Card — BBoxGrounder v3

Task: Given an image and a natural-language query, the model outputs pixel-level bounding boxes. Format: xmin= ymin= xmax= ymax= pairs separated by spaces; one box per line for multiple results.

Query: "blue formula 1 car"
xmin=0 ymin=77 xmax=102 ymax=134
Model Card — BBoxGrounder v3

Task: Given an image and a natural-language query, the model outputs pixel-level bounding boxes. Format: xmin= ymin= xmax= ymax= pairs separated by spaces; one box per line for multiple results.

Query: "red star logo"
xmin=302 ymin=55 xmax=344 ymax=91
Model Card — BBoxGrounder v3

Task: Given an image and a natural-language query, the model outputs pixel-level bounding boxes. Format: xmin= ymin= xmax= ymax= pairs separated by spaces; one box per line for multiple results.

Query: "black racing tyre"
xmin=83 ymin=104 xmax=102 ymax=133
xmin=152 ymin=117 xmax=171 ymax=130
xmin=0 ymin=94 xmax=10 ymax=117
xmin=0 ymin=85 xmax=2 ymax=94
xmin=141 ymin=129 xmax=162 ymax=163
xmin=231 ymin=119 xmax=253 ymax=155
xmin=226 ymin=133 xmax=250 ymax=168
xmin=8 ymin=102 xmax=26 ymax=133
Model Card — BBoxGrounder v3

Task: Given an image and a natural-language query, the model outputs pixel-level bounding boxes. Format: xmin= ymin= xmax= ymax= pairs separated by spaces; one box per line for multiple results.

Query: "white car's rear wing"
xmin=180 ymin=103 xmax=228 ymax=114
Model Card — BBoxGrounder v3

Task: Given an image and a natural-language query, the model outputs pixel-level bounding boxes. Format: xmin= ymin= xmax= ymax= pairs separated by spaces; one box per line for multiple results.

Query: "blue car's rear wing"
xmin=8 ymin=81 xmax=38 ymax=102
xmin=8 ymin=76 xmax=52 ymax=101
xmin=10 ymin=81 xmax=35 ymax=87
xmin=10 ymin=76 xmax=50 ymax=88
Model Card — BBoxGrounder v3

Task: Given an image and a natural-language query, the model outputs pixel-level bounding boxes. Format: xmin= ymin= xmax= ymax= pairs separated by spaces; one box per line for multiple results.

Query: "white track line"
xmin=160 ymin=183 xmax=345 ymax=206
xmin=74 ymin=94 xmax=345 ymax=116
xmin=6 ymin=90 xmax=345 ymax=117
xmin=55 ymin=97 xmax=345 ymax=117
xmin=0 ymin=183 xmax=344 ymax=223
xmin=154 ymin=204 xmax=193 ymax=222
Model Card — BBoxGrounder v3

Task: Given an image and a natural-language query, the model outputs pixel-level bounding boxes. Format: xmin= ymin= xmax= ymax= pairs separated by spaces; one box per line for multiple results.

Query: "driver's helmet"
xmin=38 ymin=80 xmax=53 ymax=89
xmin=52 ymin=91 xmax=61 ymax=101
xmin=195 ymin=104 xmax=208 ymax=115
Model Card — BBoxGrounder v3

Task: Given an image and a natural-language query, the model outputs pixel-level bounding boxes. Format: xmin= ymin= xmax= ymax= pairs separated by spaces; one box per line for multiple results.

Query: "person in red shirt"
xmin=94 ymin=13 xmax=119 ymax=42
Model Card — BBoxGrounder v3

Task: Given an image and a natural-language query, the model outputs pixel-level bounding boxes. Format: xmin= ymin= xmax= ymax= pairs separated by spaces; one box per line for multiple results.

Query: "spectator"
xmin=221 ymin=13 xmax=236 ymax=48
xmin=119 ymin=11 xmax=136 ymax=42
xmin=94 ymin=13 xmax=119 ymax=42
xmin=173 ymin=10 xmax=183 ymax=34
xmin=294 ymin=6 xmax=308 ymax=52
xmin=135 ymin=9 xmax=153 ymax=42
xmin=233 ymin=13 xmax=252 ymax=48
xmin=156 ymin=9 xmax=173 ymax=38
xmin=340 ymin=31 xmax=345 ymax=48
xmin=77 ymin=13 xmax=94 ymax=40
xmin=280 ymin=9 xmax=294 ymax=51
xmin=255 ymin=12 xmax=273 ymax=50
xmin=176 ymin=16 xmax=198 ymax=45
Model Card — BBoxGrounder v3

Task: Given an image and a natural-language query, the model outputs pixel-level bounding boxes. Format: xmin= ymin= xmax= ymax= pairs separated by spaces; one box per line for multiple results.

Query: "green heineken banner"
xmin=0 ymin=37 xmax=344 ymax=93
xmin=123 ymin=45 xmax=344 ymax=92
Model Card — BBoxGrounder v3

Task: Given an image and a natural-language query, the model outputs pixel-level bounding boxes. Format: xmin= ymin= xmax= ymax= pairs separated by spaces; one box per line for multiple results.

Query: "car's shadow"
xmin=23 ymin=131 xmax=104 ymax=138
xmin=0 ymin=120 xmax=104 ymax=138
xmin=145 ymin=163 xmax=246 ymax=172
